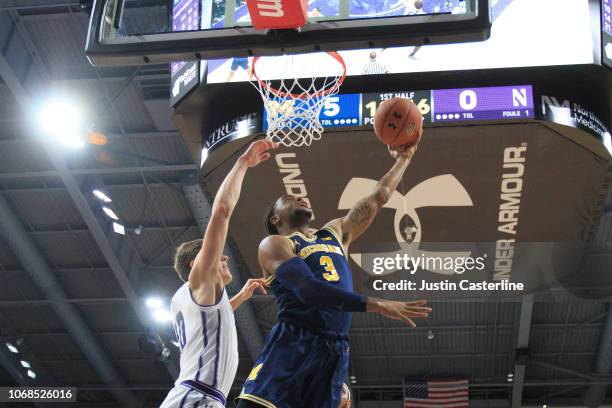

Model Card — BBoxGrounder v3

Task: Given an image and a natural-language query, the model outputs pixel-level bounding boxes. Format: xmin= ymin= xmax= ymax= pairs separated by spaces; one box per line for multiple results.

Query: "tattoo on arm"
xmin=346 ymin=199 xmax=376 ymax=236
xmin=340 ymin=156 xmax=411 ymax=245
xmin=351 ymin=199 xmax=375 ymax=221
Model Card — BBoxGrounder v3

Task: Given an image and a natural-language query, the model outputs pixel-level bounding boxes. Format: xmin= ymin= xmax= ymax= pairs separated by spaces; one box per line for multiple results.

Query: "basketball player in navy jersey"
xmin=237 ymin=139 xmax=430 ymax=408
xmin=160 ymin=139 xmax=277 ymax=408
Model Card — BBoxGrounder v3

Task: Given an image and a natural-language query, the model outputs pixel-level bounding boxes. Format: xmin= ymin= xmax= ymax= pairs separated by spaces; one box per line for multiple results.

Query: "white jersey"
xmin=160 ymin=283 xmax=239 ymax=408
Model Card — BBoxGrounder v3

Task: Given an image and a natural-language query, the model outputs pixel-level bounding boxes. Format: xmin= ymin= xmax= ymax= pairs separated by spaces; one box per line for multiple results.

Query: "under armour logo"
xmin=338 ymin=175 xmax=474 ymax=275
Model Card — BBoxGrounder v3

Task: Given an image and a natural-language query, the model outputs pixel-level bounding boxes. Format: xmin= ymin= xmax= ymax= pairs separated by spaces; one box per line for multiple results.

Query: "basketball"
xmin=373 ymin=98 xmax=423 ymax=148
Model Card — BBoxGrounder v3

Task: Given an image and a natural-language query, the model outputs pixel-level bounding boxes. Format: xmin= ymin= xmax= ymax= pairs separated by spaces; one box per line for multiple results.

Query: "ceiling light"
xmin=102 ymin=207 xmax=119 ymax=221
xmin=26 ymin=370 xmax=36 ymax=379
xmin=152 ymin=309 xmax=172 ymax=323
xmin=20 ymin=360 xmax=31 ymax=369
xmin=145 ymin=297 xmax=163 ymax=309
xmin=112 ymin=222 xmax=125 ymax=235
xmin=6 ymin=343 xmax=18 ymax=354
xmin=92 ymin=190 xmax=112 ymax=203
xmin=39 ymin=100 xmax=85 ymax=148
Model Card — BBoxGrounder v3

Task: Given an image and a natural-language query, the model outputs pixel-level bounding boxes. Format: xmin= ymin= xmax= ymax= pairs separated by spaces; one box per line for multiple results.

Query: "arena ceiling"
xmin=0 ymin=1 xmax=610 ymax=407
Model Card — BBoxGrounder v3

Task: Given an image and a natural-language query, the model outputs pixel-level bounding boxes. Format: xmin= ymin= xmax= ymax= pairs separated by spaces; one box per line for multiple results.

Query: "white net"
xmin=250 ymin=52 xmax=346 ymax=147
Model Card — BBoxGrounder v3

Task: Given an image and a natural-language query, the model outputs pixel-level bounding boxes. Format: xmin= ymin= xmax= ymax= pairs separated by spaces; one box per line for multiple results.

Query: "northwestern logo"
xmin=255 ymin=0 xmax=284 ymax=17
xmin=541 ymin=95 xmax=573 ymax=128
xmin=541 ymin=95 xmax=571 ymax=112
xmin=511 ymin=88 xmax=528 ymax=107
xmin=338 ymin=175 xmax=473 ymax=275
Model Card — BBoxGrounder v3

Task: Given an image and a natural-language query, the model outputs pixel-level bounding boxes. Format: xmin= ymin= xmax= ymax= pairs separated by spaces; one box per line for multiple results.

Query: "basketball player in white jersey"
xmin=160 ymin=139 xmax=279 ymax=408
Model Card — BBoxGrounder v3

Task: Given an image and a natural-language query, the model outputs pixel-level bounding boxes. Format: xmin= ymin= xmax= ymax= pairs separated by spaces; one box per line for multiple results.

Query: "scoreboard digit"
xmin=319 ymin=93 xmax=361 ymax=127
xmin=361 ymin=91 xmax=432 ymax=125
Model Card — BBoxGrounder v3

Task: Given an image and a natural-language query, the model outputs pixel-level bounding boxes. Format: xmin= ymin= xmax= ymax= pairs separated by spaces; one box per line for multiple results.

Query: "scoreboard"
xmin=264 ymin=85 xmax=535 ymax=130
xmin=603 ymin=0 xmax=612 ymax=68
xmin=205 ymin=82 xmax=612 ymax=175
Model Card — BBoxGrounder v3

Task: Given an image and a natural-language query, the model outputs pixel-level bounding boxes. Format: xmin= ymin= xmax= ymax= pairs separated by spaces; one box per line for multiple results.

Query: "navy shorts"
xmin=237 ymin=321 xmax=349 ymax=408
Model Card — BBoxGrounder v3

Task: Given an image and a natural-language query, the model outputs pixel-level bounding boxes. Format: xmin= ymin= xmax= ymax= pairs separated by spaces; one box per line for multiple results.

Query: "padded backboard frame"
xmin=85 ymin=0 xmax=491 ymax=66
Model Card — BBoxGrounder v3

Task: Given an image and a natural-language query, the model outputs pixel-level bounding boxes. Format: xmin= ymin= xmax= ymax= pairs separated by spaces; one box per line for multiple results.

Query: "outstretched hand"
xmin=372 ymin=299 xmax=431 ymax=328
xmin=230 ymin=278 xmax=269 ymax=311
xmin=238 ymin=278 xmax=268 ymax=301
xmin=388 ymin=130 xmax=422 ymax=161
xmin=239 ymin=139 xmax=279 ymax=167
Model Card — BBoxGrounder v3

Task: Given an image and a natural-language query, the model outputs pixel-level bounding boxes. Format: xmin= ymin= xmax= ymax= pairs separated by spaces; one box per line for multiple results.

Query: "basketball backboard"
xmin=85 ymin=0 xmax=491 ymax=66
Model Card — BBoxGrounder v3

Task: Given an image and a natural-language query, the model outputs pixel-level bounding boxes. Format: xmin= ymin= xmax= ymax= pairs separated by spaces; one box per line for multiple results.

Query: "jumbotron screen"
xmin=206 ymin=0 xmax=594 ymax=82
xmin=210 ymin=0 xmax=469 ymax=30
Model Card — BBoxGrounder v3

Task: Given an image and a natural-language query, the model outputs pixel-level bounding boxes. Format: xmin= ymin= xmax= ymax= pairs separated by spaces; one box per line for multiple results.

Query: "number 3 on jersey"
xmin=320 ymin=256 xmax=340 ymax=282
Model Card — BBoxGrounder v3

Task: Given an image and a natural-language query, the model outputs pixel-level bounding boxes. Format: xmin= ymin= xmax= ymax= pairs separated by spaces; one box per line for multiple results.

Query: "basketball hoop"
xmin=250 ymin=51 xmax=346 ymax=147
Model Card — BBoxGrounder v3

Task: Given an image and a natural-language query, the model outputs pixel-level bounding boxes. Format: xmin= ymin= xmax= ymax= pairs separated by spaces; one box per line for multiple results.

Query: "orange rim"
xmin=250 ymin=52 xmax=346 ymax=99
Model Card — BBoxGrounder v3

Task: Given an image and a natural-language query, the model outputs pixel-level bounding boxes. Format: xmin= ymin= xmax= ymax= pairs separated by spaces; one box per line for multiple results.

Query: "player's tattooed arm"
xmin=190 ymin=140 xmax=278 ymax=304
xmin=326 ymin=137 xmax=421 ymax=247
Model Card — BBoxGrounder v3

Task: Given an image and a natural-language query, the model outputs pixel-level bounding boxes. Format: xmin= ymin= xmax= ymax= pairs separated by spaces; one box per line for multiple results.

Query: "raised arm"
xmin=326 ymin=139 xmax=421 ymax=248
xmin=229 ymin=278 xmax=268 ymax=311
xmin=189 ymin=140 xmax=278 ymax=303
xmin=258 ymin=235 xmax=431 ymax=326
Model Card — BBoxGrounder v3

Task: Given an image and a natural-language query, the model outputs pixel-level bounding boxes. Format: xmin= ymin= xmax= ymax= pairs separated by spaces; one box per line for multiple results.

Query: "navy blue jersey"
xmin=237 ymin=227 xmax=352 ymax=407
xmin=270 ymin=227 xmax=353 ymax=337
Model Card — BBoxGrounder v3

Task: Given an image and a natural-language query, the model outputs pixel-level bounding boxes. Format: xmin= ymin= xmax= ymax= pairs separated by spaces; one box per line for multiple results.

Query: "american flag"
xmin=403 ymin=378 xmax=469 ymax=408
